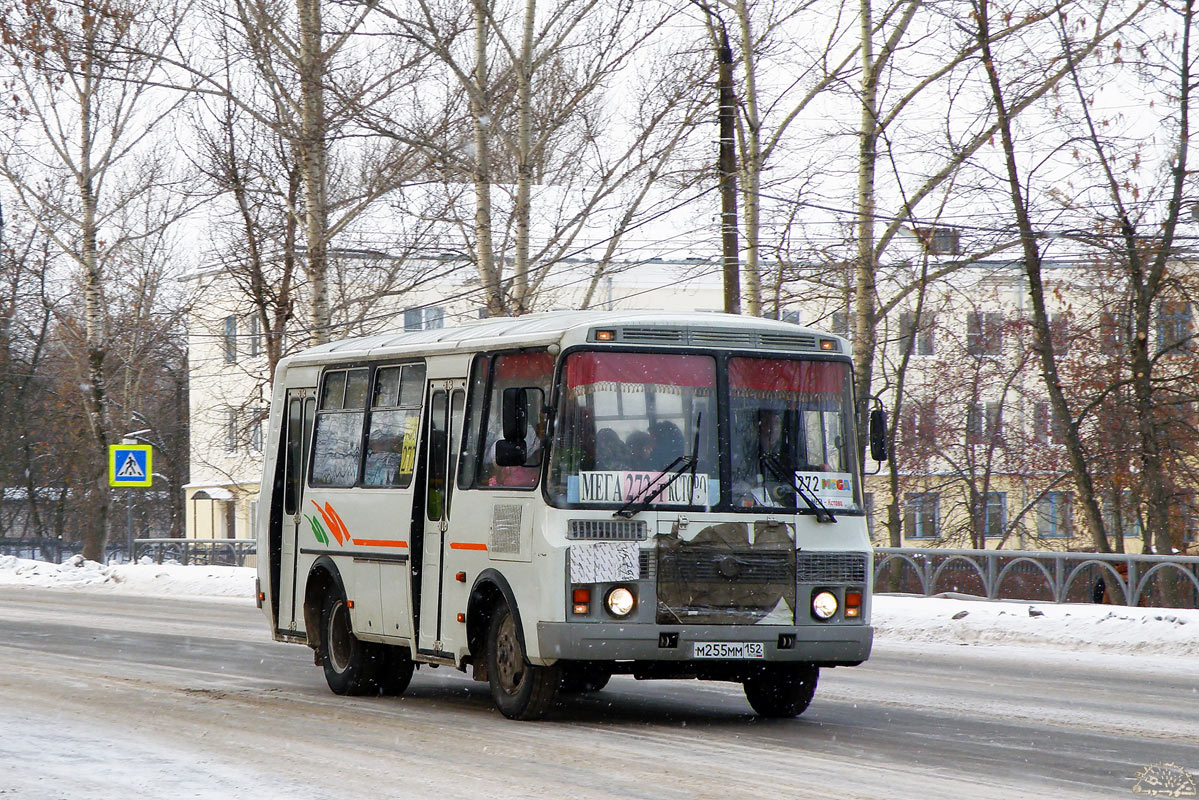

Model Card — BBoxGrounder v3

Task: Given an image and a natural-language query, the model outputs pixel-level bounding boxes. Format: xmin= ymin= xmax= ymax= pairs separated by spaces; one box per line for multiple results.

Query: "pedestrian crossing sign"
xmin=109 ymin=444 xmax=152 ymax=487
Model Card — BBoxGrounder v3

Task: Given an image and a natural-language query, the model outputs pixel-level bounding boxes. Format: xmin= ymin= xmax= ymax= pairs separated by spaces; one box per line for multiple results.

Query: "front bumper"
xmin=537 ymin=621 xmax=873 ymax=665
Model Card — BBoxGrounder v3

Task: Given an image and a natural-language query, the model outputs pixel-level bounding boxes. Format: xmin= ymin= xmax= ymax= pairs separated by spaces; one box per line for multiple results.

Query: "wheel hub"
xmin=494 ymin=613 xmax=526 ymax=694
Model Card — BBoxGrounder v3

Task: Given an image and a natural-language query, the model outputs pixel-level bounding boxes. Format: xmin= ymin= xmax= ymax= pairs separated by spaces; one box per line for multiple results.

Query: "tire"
xmin=319 ymin=590 xmax=383 ymax=696
xmin=486 ymin=601 xmax=559 ymax=720
xmin=559 ymin=663 xmax=612 ymax=694
xmin=743 ymin=663 xmax=819 ymax=718
xmin=378 ymin=644 xmax=416 ymax=696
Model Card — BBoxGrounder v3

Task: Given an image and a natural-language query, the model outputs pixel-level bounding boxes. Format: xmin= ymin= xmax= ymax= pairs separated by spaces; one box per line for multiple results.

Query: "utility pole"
xmin=716 ymin=20 xmax=741 ymax=314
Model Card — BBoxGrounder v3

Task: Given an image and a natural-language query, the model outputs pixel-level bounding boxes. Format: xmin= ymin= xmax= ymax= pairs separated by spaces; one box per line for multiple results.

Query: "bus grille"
xmin=796 ymin=552 xmax=868 ymax=583
xmin=659 ymin=549 xmax=793 ymax=583
xmin=567 ymin=519 xmax=648 ymax=541
xmin=656 ymin=547 xmax=795 ymax=625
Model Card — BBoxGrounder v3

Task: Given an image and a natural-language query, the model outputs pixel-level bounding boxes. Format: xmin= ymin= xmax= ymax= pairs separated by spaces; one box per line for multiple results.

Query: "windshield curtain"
xmin=548 ymin=351 xmax=718 ymax=508
xmin=728 ymin=356 xmax=860 ymax=512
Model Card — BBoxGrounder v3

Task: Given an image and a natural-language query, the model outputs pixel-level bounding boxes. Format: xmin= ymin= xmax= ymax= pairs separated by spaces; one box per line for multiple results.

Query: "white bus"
xmin=256 ymin=311 xmax=881 ymax=719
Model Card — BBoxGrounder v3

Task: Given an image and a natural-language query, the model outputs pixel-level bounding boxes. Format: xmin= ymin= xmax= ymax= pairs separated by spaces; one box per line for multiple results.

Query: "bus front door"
xmin=277 ymin=388 xmax=315 ymax=636
xmin=416 ymin=379 xmax=466 ymax=659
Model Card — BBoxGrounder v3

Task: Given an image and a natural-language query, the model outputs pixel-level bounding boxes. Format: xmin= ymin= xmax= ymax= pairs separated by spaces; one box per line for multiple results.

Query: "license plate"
xmin=692 ymin=641 xmax=765 ymax=659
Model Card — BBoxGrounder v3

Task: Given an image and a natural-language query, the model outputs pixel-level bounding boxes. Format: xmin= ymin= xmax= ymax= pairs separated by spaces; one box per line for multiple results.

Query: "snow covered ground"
xmin=1 ymin=553 xmax=1195 ymax=657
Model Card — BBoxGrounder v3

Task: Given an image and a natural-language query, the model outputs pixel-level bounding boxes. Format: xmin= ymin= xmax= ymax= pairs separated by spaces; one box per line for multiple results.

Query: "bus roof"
xmin=283 ymin=310 xmax=847 ymax=367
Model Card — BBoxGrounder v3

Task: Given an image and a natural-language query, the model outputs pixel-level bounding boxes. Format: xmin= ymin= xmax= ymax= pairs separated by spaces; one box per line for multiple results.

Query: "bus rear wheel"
xmin=742 ymin=663 xmax=819 ymax=718
xmin=487 ymin=602 xmax=559 ymax=720
xmin=320 ymin=590 xmax=382 ymax=696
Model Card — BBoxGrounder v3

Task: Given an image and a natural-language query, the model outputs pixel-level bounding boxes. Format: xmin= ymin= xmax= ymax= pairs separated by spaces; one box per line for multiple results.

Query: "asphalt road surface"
xmin=1 ymin=587 xmax=1195 ymax=799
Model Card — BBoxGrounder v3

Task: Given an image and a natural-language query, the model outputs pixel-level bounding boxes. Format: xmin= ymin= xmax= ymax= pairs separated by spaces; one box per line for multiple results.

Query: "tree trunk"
xmin=853 ymin=0 xmax=879 ymax=454
xmin=735 ymin=0 xmax=761 ymax=316
xmin=79 ymin=4 xmax=110 ymax=563
xmin=297 ymin=0 xmax=331 ymax=345
xmin=472 ymin=0 xmax=503 ymax=317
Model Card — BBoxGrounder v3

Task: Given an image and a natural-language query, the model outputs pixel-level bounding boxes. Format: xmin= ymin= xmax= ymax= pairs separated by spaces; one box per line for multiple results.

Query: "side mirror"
xmin=869 ymin=404 xmax=889 ymax=462
xmin=495 ymin=439 xmax=527 ymax=467
xmin=502 ymin=387 xmax=528 ymax=442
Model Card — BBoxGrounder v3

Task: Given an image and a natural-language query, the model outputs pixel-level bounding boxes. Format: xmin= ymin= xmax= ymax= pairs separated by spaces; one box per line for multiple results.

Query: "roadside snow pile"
xmin=873 ymin=594 xmax=1199 ymax=657
xmin=0 ymin=554 xmax=254 ymax=599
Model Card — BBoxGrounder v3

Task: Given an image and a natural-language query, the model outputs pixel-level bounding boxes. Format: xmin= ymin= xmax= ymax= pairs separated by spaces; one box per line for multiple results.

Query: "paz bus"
xmin=255 ymin=311 xmax=882 ymax=719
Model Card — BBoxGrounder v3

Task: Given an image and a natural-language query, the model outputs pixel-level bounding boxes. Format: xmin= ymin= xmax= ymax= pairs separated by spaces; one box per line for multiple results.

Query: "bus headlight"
xmin=605 ymin=586 xmax=636 ymax=617
xmin=811 ymin=590 xmax=839 ymax=620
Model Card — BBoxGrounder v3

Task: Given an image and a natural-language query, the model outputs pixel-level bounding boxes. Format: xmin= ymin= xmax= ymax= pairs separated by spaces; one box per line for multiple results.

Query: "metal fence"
xmin=133 ymin=538 xmax=257 ymax=567
xmin=874 ymin=547 xmax=1199 ymax=609
xmin=0 ymin=537 xmax=129 ymax=564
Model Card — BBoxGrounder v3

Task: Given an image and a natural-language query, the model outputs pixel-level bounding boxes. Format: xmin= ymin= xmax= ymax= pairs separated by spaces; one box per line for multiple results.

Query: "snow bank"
xmin=1 ymin=554 xmax=1195 ymax=656
xmin=0 ymin=554 xmax=254 ymax=599
xmin=874 ymin=594 xmax=1199 ymax=658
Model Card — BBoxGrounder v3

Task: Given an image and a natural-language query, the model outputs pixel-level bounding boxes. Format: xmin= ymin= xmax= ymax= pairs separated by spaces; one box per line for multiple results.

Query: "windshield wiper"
xmin=614 ymin=413 xmax=703 ymax=519
xmin=761 ymin=454 xmax=835 ymax=523
xmin=612 ymin=453 xmax=695 ymax=518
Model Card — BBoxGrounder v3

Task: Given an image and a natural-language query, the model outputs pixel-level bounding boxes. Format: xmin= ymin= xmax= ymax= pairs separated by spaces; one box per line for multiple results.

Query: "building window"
xmin=985 ymin=491 xmax=1006 ymax=538
xmin=223 ymin=316 xmax=237 ymax=363
xmin=780 ymin=309 xmax=801 ymax=325
xmin=1100 ymin=311 xmax=1125 ymax=356
xmin=967 ymin=402 xmax=984 ymax=445
xmin=1156 ymin=300 xmax=1193 ymax=353
xmin=247 ymin=315 xmax=262 ymax=359
xmin=831 ymin=310 xmax=849 ymax=337
xmin=1036 ymin=491 xmax=1072 ymax=538
xmin=914 ymin=226 xmax=961 ymax=255
xmin=899 ymin=311 xmax=935 ymax=356
xmin=1102 ymin=491 xmax=1141 ymax=540
xmin=1179 ymin=492 xmax=1199 ymax=544
xmin=967 ymin=312 xmax=1003 ymax=356
xmin=249 ymin=407 xmax=266 ymax=454
xmin=224 ymin=408 xmax=238 ymax=453
xmin=1050 ymin=313 xmax=1070 ymax=355
xmin=404 ymin=306 xmax=446 ymax=331
xmin=904 ymin=492 xmax=939 ymax=539
xmin=1034 ymin=401 xmax=1067 ymax=445
xmin=902 ymin=399 xmax=938 ymax=449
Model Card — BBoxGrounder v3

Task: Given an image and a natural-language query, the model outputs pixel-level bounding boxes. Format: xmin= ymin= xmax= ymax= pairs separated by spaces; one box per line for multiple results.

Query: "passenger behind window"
xmin=625 ymin=431 xmax=653 ymax=469
xmin=648 ymin=420 xmax=685 ymax=467
xmin=595 ymin=428 xmax=631 ymax=471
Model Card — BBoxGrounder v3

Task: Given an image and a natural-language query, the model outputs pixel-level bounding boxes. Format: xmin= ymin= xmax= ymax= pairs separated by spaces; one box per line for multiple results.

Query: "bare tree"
xmin=0 ymin=0 xmax=189 ymax=560
xmin=973 ymin=0 xmax=1147 ymax=552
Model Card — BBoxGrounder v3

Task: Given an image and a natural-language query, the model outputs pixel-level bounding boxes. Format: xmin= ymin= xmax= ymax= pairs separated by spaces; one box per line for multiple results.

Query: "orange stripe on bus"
xmin=351 ymin=539 xmax=408 ymax=548
xmin=449 ymin=542 xmax=488 ymax=551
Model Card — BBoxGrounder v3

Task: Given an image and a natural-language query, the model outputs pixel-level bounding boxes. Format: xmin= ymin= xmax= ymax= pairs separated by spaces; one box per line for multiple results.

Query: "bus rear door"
xmin=277 ymin=387 xmax=315 ymax=636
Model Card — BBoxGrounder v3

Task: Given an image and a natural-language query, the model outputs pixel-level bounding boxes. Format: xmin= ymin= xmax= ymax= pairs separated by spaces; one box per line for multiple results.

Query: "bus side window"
xmin=476 ymin=350 xmax=553 ymax=489
xmin=363 ymin=363 xmax=425 ymax=488
xmin=457 ymin=354 xmax=491 ymax=489
xmin=311 ymin=368 xmax=369 ymax=488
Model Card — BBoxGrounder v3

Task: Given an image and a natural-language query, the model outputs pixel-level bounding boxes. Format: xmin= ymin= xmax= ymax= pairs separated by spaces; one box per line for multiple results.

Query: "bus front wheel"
xmin=742 ymin=663 xmax=819 ymax=718
xmin=486 ymin=602 xmax=559 ymax=720
xmin=319 ymin=590 xmax=382 ymax=695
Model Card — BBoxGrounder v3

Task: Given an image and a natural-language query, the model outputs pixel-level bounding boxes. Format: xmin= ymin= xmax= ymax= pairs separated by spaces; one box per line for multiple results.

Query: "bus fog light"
xmin=812 ymin=591 xmax=838 ymax=620
xmin=606 ymin=586 xmax=636 ymax=617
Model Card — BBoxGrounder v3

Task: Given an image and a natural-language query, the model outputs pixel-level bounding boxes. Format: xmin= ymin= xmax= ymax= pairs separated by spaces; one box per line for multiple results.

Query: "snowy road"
xmin=1 ymin=586 xmax=1196 ymax=800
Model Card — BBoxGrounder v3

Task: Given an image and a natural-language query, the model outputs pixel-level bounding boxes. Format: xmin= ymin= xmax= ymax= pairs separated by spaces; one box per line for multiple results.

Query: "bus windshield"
xmin=728 ymin=356 xmax=859 ymax=512
xmin=547 ymin=351 xmax=719 ymax=507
